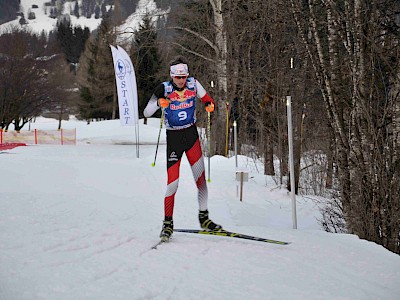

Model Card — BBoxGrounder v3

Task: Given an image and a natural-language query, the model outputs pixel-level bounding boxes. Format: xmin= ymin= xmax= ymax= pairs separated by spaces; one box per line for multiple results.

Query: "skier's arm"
xmin=143 ymin=84 xmax=165 ymax=117
xmin=195 ymin=80 xmax=215 ymax=111
xmin=196 ymin=80 xmax=215 ymax=112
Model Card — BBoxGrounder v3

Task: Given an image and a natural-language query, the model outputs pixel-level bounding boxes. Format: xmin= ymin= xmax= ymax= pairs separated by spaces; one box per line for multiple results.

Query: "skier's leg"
xmin=164 ymin=130 xmax=184 ymax=218
xmin=185 ymin=127 xmax=208 ymax=211
xmin=185 ymin=126 xmax=223 ymax=231
xmin=160 ymin=130 xmax=184 ymax=240
xmin=164 ymin=158 xmax=181 ymax=217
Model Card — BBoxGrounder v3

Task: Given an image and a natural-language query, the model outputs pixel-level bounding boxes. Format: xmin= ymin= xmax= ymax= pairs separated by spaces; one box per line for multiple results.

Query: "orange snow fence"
xmin=0 ymin=129 xmax=76 ymax=145
xmin=0 ymin=142 xmax=27 ymax=150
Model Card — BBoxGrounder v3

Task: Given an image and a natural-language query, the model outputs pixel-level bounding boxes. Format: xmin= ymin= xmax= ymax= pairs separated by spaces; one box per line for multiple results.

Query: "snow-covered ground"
xmin=0 ymin=117 xmax=399 ymax=300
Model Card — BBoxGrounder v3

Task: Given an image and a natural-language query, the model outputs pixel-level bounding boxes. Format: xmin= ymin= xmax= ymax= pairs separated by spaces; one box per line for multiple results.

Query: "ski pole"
xmin=207 ymin=111 xmax=211 ymax=182
xmin=152 ymin=109 xmax=165 ymax=167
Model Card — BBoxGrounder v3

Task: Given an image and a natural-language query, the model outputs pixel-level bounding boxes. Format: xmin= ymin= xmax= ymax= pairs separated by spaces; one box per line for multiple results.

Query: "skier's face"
xmin=172 ymin=76 xmax=188 ymax=89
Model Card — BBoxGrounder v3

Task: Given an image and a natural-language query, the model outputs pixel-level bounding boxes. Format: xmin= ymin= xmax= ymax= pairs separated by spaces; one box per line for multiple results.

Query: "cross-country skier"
xmin=144 ymin=56 xmax=223 ymax=241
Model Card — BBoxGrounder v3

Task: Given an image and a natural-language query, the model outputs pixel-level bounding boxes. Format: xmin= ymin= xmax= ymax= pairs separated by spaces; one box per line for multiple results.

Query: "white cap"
xmin=170 ymin=63 xmax=189 ymax=77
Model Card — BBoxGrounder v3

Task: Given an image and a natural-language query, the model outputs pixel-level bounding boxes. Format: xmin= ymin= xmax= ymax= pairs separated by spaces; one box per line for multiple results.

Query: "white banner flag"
xmin=110 ymin=45 xmax=138 ymax=126
xmin=116 ymin=46 xmax=139 ymax=125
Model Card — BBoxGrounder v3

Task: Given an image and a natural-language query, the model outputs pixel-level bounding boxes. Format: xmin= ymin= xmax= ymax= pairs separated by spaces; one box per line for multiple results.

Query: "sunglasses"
xmin=174 ymin=76 xmax=187 ymax=80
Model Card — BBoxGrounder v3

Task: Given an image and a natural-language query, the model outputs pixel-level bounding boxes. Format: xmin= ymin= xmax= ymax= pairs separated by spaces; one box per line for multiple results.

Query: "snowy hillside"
xmin=0 ymin=0 xmax=104 ymax=33
xmin=115 ymin=0 xmax=169 ymax=43
xmin=0 ymin=0 xmax=168 ymax=35
xmin=0 ymin=117 xmax=399 ymax=300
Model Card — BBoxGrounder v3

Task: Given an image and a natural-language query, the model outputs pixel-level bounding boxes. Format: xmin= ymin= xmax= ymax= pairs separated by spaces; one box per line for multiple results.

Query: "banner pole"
xmin=136 ymin=123 xmax=139 ymax=158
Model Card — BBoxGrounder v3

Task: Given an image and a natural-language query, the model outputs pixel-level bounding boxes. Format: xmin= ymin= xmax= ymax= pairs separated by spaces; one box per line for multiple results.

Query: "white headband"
xmin=170 ymin=63 xmax=189 ymax=77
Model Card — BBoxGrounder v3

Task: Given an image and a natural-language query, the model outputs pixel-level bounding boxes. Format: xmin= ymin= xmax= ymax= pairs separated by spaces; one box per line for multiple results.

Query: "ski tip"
xmin=151 ymin=237 xmax=170 ymax=249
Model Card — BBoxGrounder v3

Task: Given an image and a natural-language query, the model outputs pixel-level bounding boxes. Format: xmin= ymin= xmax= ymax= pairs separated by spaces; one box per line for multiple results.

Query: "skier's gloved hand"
xmin=159 ymin=98 xmax=170 ymax=108
xmin=205 ymin=102 xmax=215 ymax=113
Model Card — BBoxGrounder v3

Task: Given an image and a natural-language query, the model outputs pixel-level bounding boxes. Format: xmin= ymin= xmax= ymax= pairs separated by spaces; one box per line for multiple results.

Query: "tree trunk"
xmin=264 ymin=127 xmax=275 ymax=176
xmin=209 ymin=0 xmax=228 ymax=155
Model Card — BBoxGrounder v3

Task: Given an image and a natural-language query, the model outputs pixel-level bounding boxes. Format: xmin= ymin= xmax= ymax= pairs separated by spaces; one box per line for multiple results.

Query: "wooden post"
xmin=225 ymin=101 xmax=229 ymax=157
xmin=236 ymin=170 xmax=248 ymax=202
xmin=287 ymin=95 xmax=298 ymax=229
xmin=240 ymin=172 xmax=244 ymax=202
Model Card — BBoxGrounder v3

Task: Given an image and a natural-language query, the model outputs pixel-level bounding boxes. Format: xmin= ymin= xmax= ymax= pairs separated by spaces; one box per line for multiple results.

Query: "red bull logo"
xmin=183 ymin=90 xmax=196 ymax=98
xmin=170 ymin=101 xmax=194 ymax=110
xmin=168 ymin=89 xmax=196 ymax=102
xmin=168 ymin=91 xmax=181 ymax=101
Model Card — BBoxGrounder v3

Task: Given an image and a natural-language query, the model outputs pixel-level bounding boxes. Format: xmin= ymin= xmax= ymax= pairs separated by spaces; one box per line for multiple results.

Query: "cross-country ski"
xmin=174 ymin=229 xmax=290 ymax=245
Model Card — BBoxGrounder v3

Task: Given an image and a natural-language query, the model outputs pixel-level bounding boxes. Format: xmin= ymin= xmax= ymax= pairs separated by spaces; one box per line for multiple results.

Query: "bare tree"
xmin=291 ymin=0 xmax=400 ymax=253
xmin=0 ymin=27 xmax=73 ymax=130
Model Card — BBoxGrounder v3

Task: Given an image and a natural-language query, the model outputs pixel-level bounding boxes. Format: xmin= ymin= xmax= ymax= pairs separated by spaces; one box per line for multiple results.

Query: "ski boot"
xmin=160 ymin=218 xmax=174 ymax=242
xmin=199 ymin=210 xmax=223 ymax=231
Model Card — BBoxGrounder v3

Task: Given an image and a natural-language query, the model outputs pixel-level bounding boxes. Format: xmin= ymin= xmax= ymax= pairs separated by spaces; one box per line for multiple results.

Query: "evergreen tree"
xmin=81 ymin=0 xmax=95 ymax=18
xmin=94 ymin=5 xmax=100 ymax=19
xmin=56 ymin=19 xmax=74 ymax=62
xmin=73 ymin=0 xmax=80 ymax=18
xmin=49 ymin=7 xmax=57 ymax=19
xmin=27 ymin=9 xmax=35 ymax=20
xmin=77 ymin=17 xmax=116 ymax=121
xmin=19 ymin=13 xmax=27 ymax=25
xmin=131 ymin=15 xmax=162 ymax=118
xmin=81 ymin=0 xmax=88 ymax=18
xmin=101 ymin=2 xmax=107 ymax=18
xmin=0 ymin=0 xmax=20 ymax=24
xmin=55 ymin=20 xmax=90 ymax=67
xmin=73 ymin=26 xmax=90 ymax=64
